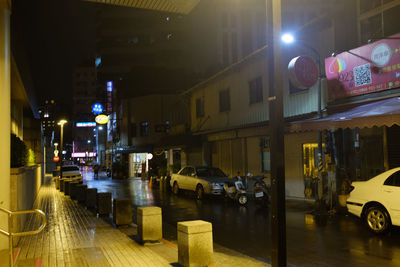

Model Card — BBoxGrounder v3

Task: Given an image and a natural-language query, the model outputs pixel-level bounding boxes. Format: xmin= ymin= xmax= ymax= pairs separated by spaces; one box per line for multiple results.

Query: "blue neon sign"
xmin=107 ymin=81 xmax=113 ymax=92
xmin=92 ymin=103 xmax=103 ymax=115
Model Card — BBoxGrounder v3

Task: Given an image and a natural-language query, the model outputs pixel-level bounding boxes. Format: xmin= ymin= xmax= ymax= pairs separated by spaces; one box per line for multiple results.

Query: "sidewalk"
xmin=2 ymin=177 xmax=270 ymax=267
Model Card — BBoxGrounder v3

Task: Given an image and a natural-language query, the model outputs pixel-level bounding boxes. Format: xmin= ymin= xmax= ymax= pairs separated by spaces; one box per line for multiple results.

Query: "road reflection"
xmin=82 ymin=171 xmax=400 ymax=266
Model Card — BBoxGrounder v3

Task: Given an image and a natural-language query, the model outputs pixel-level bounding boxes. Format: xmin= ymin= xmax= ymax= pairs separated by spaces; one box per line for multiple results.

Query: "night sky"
xmin=12 ymin=0 xmax=97 ymax=111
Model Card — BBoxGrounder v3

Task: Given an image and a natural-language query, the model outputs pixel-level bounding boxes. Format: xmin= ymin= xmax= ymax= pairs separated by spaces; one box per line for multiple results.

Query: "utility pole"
xmin=266 ymin=0 xmax=287 ymax=266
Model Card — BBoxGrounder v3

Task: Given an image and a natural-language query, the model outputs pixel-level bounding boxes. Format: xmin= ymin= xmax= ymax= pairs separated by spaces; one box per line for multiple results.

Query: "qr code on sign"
xmin=353 ymin=63 xmax=372 ymax=87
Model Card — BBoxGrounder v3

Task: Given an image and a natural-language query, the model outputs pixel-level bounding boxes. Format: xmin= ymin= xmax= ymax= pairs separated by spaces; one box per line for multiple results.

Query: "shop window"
xmin=249 ymin=76 xmax=263 ymax=104
xmin=261 ymin=138 xmax=270 ymax=172
xmin=219 ymin=88 xmax=230 ymax=112
xmin=140 ymin=121 xmax=149 ymax=136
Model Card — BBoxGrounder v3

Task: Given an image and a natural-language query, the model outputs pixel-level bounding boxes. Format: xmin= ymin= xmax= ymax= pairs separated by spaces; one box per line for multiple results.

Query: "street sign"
xmin=53 ymin=156 xmax=60 ymax=162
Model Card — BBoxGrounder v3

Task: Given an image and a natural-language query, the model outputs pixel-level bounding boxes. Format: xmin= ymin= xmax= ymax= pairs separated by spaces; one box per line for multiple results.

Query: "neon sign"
xmin=92 ymin=103 xmax=103 ymax=115
xmin=95 ymin=114 xmax=109 ymax=124
xmin=76 ymin=122 xmax=96 ymax=127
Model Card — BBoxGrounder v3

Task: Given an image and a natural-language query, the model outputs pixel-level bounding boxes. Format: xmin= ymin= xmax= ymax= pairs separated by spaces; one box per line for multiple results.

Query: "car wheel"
xmin=196 ymin=185 xmax=204 ymax=200
xmin=365 ymin=205 xmax=391 ymax=234
xmin=238 ymin=195 xmax=248 ymax=205
xmin=173 ymin=182 xmax=179 ymax=195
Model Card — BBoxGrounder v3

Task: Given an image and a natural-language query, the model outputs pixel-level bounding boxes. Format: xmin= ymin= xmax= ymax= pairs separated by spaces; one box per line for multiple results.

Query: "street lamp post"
xmin=58 ymin=119 xmax=67 ymax=178
xmin=266 ymin=0 xmax=286 ymax=266
xmin=282 ymin=34 xmax=325 ymax=208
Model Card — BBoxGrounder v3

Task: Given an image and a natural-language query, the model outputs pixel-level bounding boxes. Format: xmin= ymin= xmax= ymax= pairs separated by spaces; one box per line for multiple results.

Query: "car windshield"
xmin=61 ymin=166 xmax=79 ymax=172
xmin=196 ymin=167 xmax=226 ymax=177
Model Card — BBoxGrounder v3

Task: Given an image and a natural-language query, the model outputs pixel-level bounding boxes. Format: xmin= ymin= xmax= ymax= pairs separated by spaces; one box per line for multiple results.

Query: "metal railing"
xmin=0 ymin=207 xmax=47 ymax=267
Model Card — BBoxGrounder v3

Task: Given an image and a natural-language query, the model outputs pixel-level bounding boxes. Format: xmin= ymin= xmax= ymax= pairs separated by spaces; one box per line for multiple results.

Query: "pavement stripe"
xmin=161 ymin=238 xmax=177 ymax=248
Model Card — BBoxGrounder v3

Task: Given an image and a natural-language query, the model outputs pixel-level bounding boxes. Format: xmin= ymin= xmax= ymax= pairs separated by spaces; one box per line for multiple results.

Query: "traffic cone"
xmin=149 ymin=176 xmax=153 ymax=189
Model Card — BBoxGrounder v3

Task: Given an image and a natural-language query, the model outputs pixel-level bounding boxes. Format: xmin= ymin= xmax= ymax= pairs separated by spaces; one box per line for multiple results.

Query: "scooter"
xmin=252 ymin=175 xmax=270 ymax=206
xmin=223 ymin=177 xmax=248 ymax=205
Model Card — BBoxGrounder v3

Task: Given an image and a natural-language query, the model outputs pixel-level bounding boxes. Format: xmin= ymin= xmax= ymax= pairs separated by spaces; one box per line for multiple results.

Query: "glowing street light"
xmin=281 ymin=33 xmax=294 ymax=44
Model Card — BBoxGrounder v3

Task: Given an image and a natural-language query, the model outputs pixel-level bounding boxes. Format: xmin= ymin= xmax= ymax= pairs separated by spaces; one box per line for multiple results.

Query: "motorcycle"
xmin=252 ymin=175 xmax=270 ymax=206
xmin=223 ymin=177 xmax=248 ymax=205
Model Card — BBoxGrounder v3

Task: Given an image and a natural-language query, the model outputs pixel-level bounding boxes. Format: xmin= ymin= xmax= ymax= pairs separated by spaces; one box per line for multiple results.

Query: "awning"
xmin=83 ymin=0 xmax=200 ymax=14
xmin=290 ymin=97 xmax=400 ymax=132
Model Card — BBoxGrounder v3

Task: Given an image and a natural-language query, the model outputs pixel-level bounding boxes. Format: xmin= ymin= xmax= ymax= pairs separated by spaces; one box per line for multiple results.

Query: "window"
xmin=130 ymin=123 xmax=137 ymax=137
xmin=219 ymin=89 xmax=230 ymax=112
xmin=140 ymin=121 xmax=149 ymax=136
xmin=165 ymin=121 xmax=170 ymax=134
xmin=180 ymin=167 xmax=194 ymax=176
xmin=249 ymin=76 xmax=263 ymax=104
xmin=384 ymin=171 xmax=400 ymax=187
xmin=196 ymin=98 xmax=205 ymax=118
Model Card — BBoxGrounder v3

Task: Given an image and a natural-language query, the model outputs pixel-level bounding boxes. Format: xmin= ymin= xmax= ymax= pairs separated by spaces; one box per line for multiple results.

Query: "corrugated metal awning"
xmin=83 ymin=0 xmax=200 ymax=14
xmin=290 ymin=97 xmax=400 ymax=132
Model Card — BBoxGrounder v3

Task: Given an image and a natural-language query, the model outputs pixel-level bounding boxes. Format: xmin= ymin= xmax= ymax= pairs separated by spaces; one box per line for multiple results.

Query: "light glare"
xmin=281 ymin=33 xmax=294 ymax=44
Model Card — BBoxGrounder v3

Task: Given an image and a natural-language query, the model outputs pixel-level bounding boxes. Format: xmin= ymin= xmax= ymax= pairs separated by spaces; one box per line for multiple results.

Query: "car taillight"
xmin=348 ymin=186 xmax=355 ymax=193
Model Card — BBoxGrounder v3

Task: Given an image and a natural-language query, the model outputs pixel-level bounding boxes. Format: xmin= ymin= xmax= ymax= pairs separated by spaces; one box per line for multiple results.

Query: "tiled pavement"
xmin=1 ymin=178 xmax=270 ymax=267
xmin=13 ymin=182 xmax=172 ymax=267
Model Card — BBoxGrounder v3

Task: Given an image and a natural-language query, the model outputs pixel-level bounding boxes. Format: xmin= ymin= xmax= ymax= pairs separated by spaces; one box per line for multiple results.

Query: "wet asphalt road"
xmin=83 ymin=169 xmax=400 ymax=266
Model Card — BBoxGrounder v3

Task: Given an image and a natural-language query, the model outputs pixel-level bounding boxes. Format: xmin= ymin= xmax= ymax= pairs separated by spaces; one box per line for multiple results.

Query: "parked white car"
xmin=347 ymin=167 xmax=400 ymax=234
xmin=170 ymin=166 xmax=230 ymax=199
xmin=60 ymin=165 xmax=83 ymax=183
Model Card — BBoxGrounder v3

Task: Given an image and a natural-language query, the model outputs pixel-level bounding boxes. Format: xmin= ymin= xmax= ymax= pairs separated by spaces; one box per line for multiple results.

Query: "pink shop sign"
xmin=325 ymin=32 xmax=400 ymax=101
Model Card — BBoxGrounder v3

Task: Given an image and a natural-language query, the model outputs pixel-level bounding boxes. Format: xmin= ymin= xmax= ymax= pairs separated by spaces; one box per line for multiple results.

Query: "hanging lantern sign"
xmin=95 ymin=114 xmax=109 ymax=124
xmin=288 ymin=55 xmax=319 ymax=89
xmin=53 ymin=156 xmax=60 ymax=162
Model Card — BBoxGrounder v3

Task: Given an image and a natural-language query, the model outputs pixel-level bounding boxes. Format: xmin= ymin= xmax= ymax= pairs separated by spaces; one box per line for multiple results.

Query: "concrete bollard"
xmin=113 ymin=198 xmax=132 ymax=226
xmin=70 ymin=182 xmax=79 ymax=200
xmin=137 ymin=206 xmax=162 ymax=243
xmin=76 ymin=184 xmax=88 ymax=204
xmin=177 ymin=220 xmax=213 ymax=267
xmin=97 ymin=192 xmax=112 ymax=216
xmin=86 ymin=188 xmax=98 ymax=208
xmin=60 ymin=179 xmax=66 ymax=192
xmin=55 ymin=177 xmax=60 ymax=189
xmin=64 ymin=181 xmax=71 ymax=195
